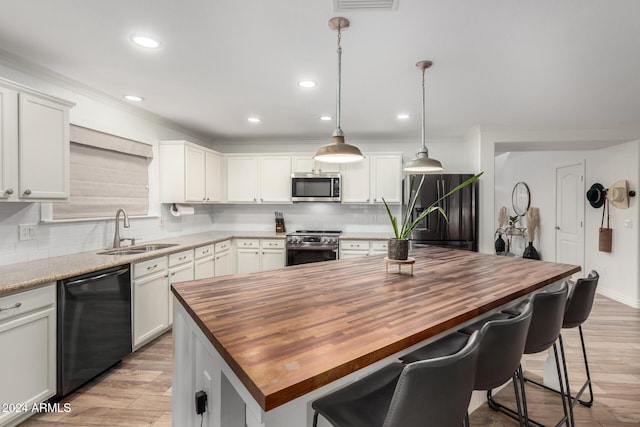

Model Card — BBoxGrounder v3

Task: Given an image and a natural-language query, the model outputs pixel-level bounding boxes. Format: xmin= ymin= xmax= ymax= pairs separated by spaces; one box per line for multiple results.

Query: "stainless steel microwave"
xmin=291 ymin=173 xmax=341 ymax=202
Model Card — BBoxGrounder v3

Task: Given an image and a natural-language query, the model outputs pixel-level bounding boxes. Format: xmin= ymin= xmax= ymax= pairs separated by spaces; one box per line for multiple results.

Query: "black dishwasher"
xmin=57 ymin=265 xmax=132 ymax=398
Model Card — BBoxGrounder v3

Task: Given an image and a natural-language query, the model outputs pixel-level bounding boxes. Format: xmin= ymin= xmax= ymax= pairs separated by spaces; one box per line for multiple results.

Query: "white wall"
xmin=493 ymin=141 xmax=640 ymax=308
xmin=0 ymin=62 xmax=218 ymax=265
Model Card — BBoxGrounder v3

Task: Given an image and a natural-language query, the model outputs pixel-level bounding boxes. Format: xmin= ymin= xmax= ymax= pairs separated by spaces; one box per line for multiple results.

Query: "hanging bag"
xmin=599 ymin=198 xmax=612 ymax=252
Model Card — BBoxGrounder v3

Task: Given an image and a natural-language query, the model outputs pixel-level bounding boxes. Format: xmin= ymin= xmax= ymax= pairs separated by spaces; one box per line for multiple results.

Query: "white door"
xmin=168 ymin=263 xmax=194 ymax=325
xmin=194 ymin=256 xmax=215 ymax=280
xmin=227 ymin=157 xmax=258 ymax=202
xmin=342 ymin=157 xmax=370 ymax=203
xmin=205 ymin=151 xmax=221 ymax=202
xmin=371 ymin=155 xmax=402 ymax=204
xmin=555 ymin=162 xmax=585 ymax=271
xmin=214 ymin=251 xmax=233 ymax=277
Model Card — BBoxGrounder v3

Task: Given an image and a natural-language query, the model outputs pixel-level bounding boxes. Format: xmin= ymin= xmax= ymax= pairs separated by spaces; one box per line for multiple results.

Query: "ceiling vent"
xmin=332 ymin=0 xmax=398 ymax=11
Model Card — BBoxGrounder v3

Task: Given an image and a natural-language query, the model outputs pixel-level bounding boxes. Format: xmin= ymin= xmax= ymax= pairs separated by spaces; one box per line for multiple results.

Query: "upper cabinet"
xmin=1 ymin=79 xmax=74 ymax=202
xmin=292 ymin=155 xmax=340 ymax=174
xmin=342 ymin=153 xmax=402 ymax=204
xmin=226 ymin=155 xmax=291 ymax=203
xmin=160 ymin=140 xmax=222 ymax=203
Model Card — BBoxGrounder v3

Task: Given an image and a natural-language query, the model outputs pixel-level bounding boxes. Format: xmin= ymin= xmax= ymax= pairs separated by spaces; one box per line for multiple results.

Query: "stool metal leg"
xmin=525 ymin=327 xmax=593 ymax=411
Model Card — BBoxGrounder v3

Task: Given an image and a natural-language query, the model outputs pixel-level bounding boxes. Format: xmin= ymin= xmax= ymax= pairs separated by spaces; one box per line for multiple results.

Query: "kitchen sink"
xmin=98 ymin=243 xmax=179 ymax=255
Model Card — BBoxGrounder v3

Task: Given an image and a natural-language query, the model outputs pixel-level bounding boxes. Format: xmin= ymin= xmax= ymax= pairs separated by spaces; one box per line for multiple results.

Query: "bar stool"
xmin=524 ymin=271 xmax=599 ymax=410
xmin=487 ymin=282 xmax=571 ymax=427
xmin=401 ymin=303 xmax=534 ymax=426
xmin=311 ymin=331 xmax=481 ymax=427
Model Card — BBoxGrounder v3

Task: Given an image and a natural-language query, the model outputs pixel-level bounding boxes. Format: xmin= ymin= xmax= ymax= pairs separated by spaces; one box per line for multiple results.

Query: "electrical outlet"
xmin=18 ymin=224 xmax=37 ymax=241
xmin=624 ymin=219 xmax=632 ymax=229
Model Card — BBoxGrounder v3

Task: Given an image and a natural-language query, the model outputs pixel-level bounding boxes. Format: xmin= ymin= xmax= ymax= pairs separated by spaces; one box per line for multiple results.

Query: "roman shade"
xmin=52 ymin=125 xmax=152 ymax=219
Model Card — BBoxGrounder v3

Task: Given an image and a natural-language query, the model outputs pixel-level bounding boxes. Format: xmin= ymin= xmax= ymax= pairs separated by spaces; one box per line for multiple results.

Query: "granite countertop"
xmin=0 ymin=231 xmax=396 ymax=296
xmin=0 ymin=230 xmax=395 ymax=297
xmin=0 ymin=230 xmax=285 ymax=297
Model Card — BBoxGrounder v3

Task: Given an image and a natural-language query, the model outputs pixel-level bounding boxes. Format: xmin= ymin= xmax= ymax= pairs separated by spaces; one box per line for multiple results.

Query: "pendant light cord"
xmin=421 ymin=66 xmax=427 ymax=152
xmin=335 ymin=27 xmax=343 ymax=133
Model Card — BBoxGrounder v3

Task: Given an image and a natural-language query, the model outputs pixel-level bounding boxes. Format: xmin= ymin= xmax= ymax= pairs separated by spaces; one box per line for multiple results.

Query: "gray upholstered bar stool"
xmin=525 ymin=271 xmax=599 ymax=410
xmin=401 ymin=303 xmax=534 ymax=427
xmin=311 ymin=331 xmax=481 ymax=427
xmin=486 ymin=282 xmax=571 ymax=427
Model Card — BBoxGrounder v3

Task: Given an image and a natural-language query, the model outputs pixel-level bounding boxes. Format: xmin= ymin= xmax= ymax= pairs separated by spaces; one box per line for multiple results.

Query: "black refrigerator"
xmin=404 ymin=174 xmax=478 ymax=251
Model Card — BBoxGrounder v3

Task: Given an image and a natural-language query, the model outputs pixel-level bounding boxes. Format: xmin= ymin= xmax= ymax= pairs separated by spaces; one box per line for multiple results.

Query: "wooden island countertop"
xmin=171 ymin=246 xmax=580 ymax=413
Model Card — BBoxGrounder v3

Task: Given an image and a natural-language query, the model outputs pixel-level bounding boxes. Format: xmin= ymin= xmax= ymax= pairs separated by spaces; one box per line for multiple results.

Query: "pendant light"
xmin=313 ymin=17 xmax=364 ymax=164
xmin=403 ymin=60 xmax=443 ymax=173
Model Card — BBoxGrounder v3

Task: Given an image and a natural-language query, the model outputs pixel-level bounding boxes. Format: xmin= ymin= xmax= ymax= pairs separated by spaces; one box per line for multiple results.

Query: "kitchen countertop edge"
xmin=1 ymin=231 xmax=393 ymax=296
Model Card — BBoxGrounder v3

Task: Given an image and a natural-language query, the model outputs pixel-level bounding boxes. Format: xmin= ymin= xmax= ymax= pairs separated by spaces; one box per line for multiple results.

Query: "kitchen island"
xmin=171 ymin=246 xmax=580 ymax=427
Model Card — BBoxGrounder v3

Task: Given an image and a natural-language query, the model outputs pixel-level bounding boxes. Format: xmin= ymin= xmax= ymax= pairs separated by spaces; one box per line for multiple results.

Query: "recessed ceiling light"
xmin=130 ymin=34 xmax=161 ymax=49
xmin=123 ymin=95 xmax=144 ymax=102
xmin=298 ymin=80 xmax=317 ymax=88
xmin=248 ymin=117 xmax=261 ymax=123
xmin=397 ymin=113 xmax=410 ymax=119
xmin=319 ymin=115 xmax=333 ymax=121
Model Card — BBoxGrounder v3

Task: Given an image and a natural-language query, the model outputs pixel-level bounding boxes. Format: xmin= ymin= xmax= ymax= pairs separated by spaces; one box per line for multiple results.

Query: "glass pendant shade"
xmin=313 ymin=17 xmax=364 ymax=164
xmin=403 ymin=60 xmax=443 ymax=174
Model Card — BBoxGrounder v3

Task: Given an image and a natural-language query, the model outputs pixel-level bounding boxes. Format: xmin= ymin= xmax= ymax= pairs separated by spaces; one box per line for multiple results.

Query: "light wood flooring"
xmin=20 ymin=294 xmax=640 ymax=426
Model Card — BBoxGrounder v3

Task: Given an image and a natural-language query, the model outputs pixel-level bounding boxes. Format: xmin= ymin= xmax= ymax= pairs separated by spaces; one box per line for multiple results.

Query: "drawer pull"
xmin=147 ymin=264 xmax=158 ymax=270
xmin=0 ymin=302 xmax=22 ymax=312
xmin=179 ymin=256 xmax=187 ymax=261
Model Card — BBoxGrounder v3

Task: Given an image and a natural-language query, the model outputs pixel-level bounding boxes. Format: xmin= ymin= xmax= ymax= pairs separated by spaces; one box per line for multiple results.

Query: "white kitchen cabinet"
xmin=227 ymin=156 xmax=258 ymax=203
xmin=236 ymin=238 xmax=285 ymax=273
xmin=133 ymin=256 xmax=169 ymax=349
xmin=292 ymin=155 xmax=341 ymax=174
xmin=227 ymin=155 xmax=291 ymax=203
xmin=160 ymin=140 xmax=223 ymax=203
xmin=339 ymin=240 xmax=371 ymax=259
xmin=214 ymin=240 xmax=233 ymax=277
xmin=341 ymin=157 xmax=371 ymax=203
xmin=0 ymin=79 xmax=73 ymax=202
xmin=259 ymin=156 xmax=291 ymax=203
xmin=194 ymin=244 xmax=215 ymax=280
xmin=340 ymin=153 xmax=402 ymax=205
xmin=260 ymin=239 xmax=285 ymax=271
xmin=0 ymin=284 xmax=56 ymax=427
xmin=339 ymin=240 xmax=389 ymax=259
xmin=236 ymin=239 xmax=261 ymax=274
xmin=370 ymin=240 xmax=389 ymax=255
xmin=371 ymin=155 xmax=403 ymax=204
xmin=168 ymin=249 xmax=195 ymax=326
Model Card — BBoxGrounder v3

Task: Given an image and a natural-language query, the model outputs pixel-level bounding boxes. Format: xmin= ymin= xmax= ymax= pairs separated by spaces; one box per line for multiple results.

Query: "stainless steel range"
xmin=286 ymin=230 xmax=342 ymax=266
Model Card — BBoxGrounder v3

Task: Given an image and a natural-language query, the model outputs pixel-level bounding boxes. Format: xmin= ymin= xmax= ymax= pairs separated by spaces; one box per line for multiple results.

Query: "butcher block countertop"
xmin=171 ymin=246 xmax=580 ymax=411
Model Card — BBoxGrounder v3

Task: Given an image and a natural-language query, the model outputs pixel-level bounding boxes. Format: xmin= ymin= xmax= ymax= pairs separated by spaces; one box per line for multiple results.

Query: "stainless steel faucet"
xmin=113 ymin=209 xmax=130 ymax=248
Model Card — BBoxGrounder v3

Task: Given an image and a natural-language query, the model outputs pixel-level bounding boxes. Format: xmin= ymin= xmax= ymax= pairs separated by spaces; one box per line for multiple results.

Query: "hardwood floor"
xmin=20 ymin=294 xmax=639 ymax=426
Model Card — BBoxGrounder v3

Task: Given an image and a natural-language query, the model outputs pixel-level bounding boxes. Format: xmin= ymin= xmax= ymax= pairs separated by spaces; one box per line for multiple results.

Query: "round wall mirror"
xmin=512 ymin=182 xmax=530 ymax=216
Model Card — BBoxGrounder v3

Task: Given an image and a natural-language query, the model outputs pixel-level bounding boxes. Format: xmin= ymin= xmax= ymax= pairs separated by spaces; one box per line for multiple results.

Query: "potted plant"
xmin=383 ymin=172 xmax=483 ymax=260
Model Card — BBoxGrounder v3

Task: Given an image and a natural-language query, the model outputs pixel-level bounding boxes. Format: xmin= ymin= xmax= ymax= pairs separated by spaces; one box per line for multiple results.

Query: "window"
xmin=52 ymin=125 xmax=152 ymax=220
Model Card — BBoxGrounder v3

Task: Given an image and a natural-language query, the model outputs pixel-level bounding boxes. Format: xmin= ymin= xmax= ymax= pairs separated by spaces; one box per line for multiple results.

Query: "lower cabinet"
xmin=236 ymin=238 xmax=285 ymax=273
xmin=260 ymin=239 xmax=285 ymax=271
xmin=168 ymin=250 xmax=195 ymax=326
xmin=194 ymin=244 xmax=215 ymax=280
xmin=339 ymin=240 xmax=388 ymax=259
xmin=214 ymin=240 xmax=233 ymax=277
xmin=0 ymin=284 xmax=56 ymax=427
xmin=133 ymin=256 xmax=169 ymax=349
xmin=236 ymin=239 xmax=261 ymax=274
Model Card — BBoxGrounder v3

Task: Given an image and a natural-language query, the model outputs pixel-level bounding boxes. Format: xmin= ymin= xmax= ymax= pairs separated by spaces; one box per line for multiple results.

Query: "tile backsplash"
xmin=0 ymin=202 xmax=398 ymax=266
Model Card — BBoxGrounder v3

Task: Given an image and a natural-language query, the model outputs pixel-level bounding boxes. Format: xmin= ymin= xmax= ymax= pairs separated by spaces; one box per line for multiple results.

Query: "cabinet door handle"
xmin=171 ymin=272 xmax=176 ymax=276
xmin=0 ymin=302 xmax=21 ymax=312
xmin=4 ymin=188 xmax=13 ymax=195
xmin=23 ymin=189 xmax=32 ymax=196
